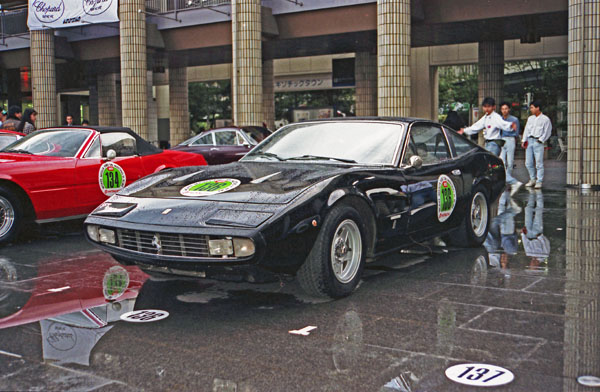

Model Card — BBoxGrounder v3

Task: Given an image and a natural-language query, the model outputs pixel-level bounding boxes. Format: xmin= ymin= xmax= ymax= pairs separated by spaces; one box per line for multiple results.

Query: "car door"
xmin=401 ymin=123 xmax=465 ymax=236
xmin=185 ymin=133 xmax=215 ymax=163
xmin=211 ymin=129 xmax=248 ymax=164
xmin=75 ymin=132 xmax=145 ymax=213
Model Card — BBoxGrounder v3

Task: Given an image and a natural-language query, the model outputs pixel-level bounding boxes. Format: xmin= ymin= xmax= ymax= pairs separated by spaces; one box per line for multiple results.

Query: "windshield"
xmin=0 ymin=129 xmax=92 ymax=157
xmin=0 ymin=134 xmax=19 ymax=150
xmin=241 ymin=121 xmax=404 ymax=165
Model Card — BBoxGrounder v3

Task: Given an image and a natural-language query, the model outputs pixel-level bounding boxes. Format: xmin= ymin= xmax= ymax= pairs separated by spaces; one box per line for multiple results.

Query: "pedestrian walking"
xmin=522 ymin=101 xmax=552 ymax=189
xmin=499 ymin=102 xmax=523 ymax=195
xmin=458 ymin=97 xmax=517 ymax=156
xmin=16 ymin=108 xmax=37 ymax=135
xmin=2 ymin=106 xmax=22 ymax=131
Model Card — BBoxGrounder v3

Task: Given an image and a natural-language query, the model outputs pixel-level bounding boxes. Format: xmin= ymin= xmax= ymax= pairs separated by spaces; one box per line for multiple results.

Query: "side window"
xmin=101 ymin=132 xmax=137 ymax=157
xmin=446 ymin=129 xmax=477 ymax=156
xmin=191 ymin=134 xmax=214 ymax=145
xmin=402 ymin=125 xmax=451 ymax=166
xmin=214 ymin=131 xmax=238 ymax=146
xmin=84 ymin=136 xmax=101 ymax=158
xmin=236 ymin=132 xmax=247 ymax=145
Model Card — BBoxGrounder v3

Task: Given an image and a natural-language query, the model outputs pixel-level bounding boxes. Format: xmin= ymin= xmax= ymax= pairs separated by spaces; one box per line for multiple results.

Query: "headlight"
xmin=233 ymin=238 xmax=255 ymax=257
xmin=87 ymin=225 xmax=99 ymax=242
xmin=98 ymin=228 xmax=116 ymax=244
xmin=208 ymin=239 xmax=234 ymax=256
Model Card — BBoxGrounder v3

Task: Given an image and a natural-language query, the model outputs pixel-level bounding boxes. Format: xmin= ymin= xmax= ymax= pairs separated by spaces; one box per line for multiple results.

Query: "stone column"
xmin=567 ymin=0 xmax=600 ymax=186
xmin=477 ymin=40 xmax=504 ymax=146
xmin=97 ymin=73 xmax=120 ymax=126
xmin=377 ymin=0 xmax=411 ymax=117
xmin=169 ymin=67 xmax=190 ymax=146
xmin=563 ymin=189 xmax=600 ymax=390
xmin=232 ymin=0 xmax=262 ymax=126
xmin=262 ymin=59 xmax=275 ymax=130
xmin=120 ymin=0 xmax=148 ymax=138
xmin=147 ymin=70 xmax=158 ymax=144
xmin=355 ymin=52 xmax=377 ymax=117
xmin=30 ymin=29 xmax=58 ymax=128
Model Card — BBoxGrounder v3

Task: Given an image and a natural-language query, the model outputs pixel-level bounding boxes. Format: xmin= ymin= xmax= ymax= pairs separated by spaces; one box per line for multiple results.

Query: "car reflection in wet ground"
xmin=0 ymin=188 xmax=598 ymax=392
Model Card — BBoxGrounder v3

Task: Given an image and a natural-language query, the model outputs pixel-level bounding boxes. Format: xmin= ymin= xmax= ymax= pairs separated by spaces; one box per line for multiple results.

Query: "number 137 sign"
xmin=445 ymin=363 xmax=514 ymax=387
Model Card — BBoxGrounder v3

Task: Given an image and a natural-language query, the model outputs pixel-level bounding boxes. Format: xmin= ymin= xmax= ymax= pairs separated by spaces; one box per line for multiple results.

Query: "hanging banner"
xmin=28 ymin=0 xmax=119 ymax=30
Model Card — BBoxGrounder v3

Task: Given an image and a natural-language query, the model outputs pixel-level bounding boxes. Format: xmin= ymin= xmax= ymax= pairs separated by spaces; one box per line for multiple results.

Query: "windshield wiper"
xmin=253 ymin=151 xmax=284 ymax=161
xmin=284 ymin=155 xmax=357 ymax=163
xmin=3 ymin=149 xmax=33 ymax=155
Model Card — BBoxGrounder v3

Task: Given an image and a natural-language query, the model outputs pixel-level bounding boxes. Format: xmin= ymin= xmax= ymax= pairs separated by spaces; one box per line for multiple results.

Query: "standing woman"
xmin=16 ymin=108 xmax=37 ymax=135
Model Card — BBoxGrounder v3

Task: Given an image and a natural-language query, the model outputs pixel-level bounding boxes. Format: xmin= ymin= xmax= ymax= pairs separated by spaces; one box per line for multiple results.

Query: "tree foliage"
xmin=188 ymin=80 xmax=231 ymax=132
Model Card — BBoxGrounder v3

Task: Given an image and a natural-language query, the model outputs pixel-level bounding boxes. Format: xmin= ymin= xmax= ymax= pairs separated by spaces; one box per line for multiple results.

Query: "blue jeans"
xmin=484 ymin=140 xmax=501 ymax=156
xmin=500 ymin=137 xmax=517 ymax=185
xmin=525 ymin=190 xmax=544 ymax=238
xmin=525 ymin=137 xmax=545 ymax=182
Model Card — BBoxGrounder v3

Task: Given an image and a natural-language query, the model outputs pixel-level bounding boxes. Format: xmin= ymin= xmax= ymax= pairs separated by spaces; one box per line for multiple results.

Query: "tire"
xmin=297 ymin=203 xmax=368 ymax=299
xmin=446 ymin=185 xmax=490 ymax=247
xmin=0 ymin=186 xmax=24 ymax=244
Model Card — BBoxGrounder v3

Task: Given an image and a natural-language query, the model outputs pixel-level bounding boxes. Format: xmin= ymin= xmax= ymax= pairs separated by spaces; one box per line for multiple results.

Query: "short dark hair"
xmin=530 ymin=100 xmax=542 ymax=110
xmin=66 ymin=114 xmax=73 ymax=118
xmin=500 ymin=101 xmax=511 ymax=109
xmin=482 ymin=97 xmax=495 ymax=106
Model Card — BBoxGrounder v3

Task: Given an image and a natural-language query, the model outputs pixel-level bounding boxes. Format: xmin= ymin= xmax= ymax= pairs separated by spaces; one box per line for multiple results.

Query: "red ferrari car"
xmin=0 ymin=126 xmax=206 ymax=243
xmin=0 ymin=129 xmax=25 ymax=150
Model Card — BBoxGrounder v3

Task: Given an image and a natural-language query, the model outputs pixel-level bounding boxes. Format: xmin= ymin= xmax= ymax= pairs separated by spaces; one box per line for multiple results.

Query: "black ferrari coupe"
xmin=85 ymin=118 xmax=505 ymax=298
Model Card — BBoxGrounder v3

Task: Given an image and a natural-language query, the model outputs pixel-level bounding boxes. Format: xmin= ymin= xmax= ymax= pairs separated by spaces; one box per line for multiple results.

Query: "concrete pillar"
xmin=563 ymin=189 xmax=600 ymax=390
xmin=232 ymin=0 xmax=262 ymax=126
xmin=168 ymin=67 xmax=190 ymax=146
xmin=30 ymin=30 xmax=58 ymax=128
xmin=477 ymin=40 xmax=504 ymax=146
xmin=410 ymin=47 xmax=438 ymax=121
xmin=567 ymin=0 xmax=600 ymax=186
xmin=97 ymin=73 xmax=120 ymax=126
xmin=355 ymin=52 xmax=377 ymax=117
xmin=377 ymin=0 xmax=411 ymax=117
xmin=147 ymin=70 xmax=158 ymax=144
xmin=119 ymin=0 xmax=148 ymax=138
xmin=262 ymin=59 xmax=275 ymax=130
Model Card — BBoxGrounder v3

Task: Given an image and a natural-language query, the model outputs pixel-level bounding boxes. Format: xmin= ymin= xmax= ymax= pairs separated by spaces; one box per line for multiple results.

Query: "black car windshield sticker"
xmin=180 ymin=178 xmax=241 ymax=197
xmin=437 ymin=174 xmax=457 ymax=222
xmin=99 ymin=162 xmax=127 ymax=196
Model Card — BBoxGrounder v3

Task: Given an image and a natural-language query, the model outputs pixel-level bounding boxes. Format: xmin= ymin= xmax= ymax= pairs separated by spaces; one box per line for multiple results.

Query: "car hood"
xmin=121 ymin=161 xmax=357 ymax=205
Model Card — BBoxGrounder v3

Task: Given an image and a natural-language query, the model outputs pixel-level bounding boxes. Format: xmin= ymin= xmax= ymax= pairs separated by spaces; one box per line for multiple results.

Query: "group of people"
xmin=0 ymin=106 xmax=38 ymax=134
xmin=452 ymin=97 xmax=552 ymax=194
xmin=0 ymin=107 xmax=90 ymax=134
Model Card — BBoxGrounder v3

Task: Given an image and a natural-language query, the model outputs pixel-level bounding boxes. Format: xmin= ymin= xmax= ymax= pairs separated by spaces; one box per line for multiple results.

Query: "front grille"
xmin=117 ymin=229 xmax=211 ymax=258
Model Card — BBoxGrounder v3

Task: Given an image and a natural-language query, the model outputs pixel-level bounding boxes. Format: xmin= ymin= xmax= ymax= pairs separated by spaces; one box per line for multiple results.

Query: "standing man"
xmin=500 ymin=102 xmax=523 ymax=195
xmin=2 ymin=106 xmax=22 ymax=131
xmin=0 ymin=108 xmax=6 ymax=128
xmin=522 ymin=101 xmax=552 ymax=189
xmin=458 ymin=97 xmax=517 ymax=156
xmin=65 ymin=114 xmax=74 ymax=126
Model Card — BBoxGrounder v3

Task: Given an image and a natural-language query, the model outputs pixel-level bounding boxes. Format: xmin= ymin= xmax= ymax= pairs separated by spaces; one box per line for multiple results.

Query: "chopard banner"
xmin=27 ymin=0 xmax=119 ymax=30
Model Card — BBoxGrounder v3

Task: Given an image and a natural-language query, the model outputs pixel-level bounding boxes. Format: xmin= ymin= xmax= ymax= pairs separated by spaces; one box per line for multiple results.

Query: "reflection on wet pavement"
xmin=0 ymin=189 xmax=598 ymax=391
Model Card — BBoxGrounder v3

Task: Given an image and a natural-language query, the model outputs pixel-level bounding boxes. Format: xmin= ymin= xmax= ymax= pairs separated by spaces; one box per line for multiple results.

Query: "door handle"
xmin=452 ymin=169 xmax=462 ymax=176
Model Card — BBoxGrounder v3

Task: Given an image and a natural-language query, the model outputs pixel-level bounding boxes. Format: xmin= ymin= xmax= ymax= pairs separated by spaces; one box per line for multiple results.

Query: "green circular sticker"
xmin=99 ymin=162 xmax=126 ymax=196
xmin=180 ymin=178 xmax=241 ymax=197
xmin=437 ymin=175 xmax=457 ymax=222
xmin=102 ymin=266 xmax=130 ymax=301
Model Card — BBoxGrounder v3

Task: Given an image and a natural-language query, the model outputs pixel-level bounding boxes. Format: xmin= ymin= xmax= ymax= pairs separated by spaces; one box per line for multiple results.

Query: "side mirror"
xmin=409 ymin=155 xmax=423 ymax=169
xmin=105 ymin=149 xmax=117 ymax=161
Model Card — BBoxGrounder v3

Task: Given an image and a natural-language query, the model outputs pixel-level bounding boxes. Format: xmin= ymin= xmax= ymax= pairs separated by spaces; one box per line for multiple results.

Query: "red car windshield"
xmin=1 ymin=129 xmax=92 ymax=157
xmin=0 ymin=134 xmax=18 ymax=150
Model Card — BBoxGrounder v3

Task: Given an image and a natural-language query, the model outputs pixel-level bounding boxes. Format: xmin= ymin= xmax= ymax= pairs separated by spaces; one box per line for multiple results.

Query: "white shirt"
xmin=463 ymin=111 xmax=514 ymax=141
xmin=523 ymin=113 xmax=552 ymax=143
xmin=521 ymin=233 xmax=550 ymax=258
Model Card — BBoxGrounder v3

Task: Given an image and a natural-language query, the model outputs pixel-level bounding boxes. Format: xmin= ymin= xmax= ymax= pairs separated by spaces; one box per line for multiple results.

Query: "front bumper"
xmin=85 ymin=216 xmax=267 ymax=270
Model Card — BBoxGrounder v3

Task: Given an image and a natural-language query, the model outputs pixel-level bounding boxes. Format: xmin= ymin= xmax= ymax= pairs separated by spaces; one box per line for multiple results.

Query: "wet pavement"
xmin=1 ymin=167 xmax=599 ymax=391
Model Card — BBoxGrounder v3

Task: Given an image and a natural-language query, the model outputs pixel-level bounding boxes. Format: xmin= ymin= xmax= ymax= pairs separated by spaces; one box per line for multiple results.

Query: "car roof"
xmin=301 ymin=116 xmax=429 ymax=124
